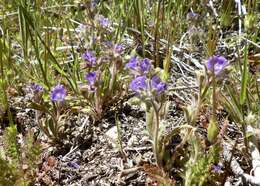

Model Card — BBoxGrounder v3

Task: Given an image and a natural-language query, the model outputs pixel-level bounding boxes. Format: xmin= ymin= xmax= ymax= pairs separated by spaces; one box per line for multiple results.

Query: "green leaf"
xmin=146 ymin=106 xmax=155 ymax=137
xmin=47 ymin=117 xmax=56 ymax=138
xmin=240 ymin=45 xmax=249 ymax=105
xmin=162 ymin=50 xmax=171 ymax=81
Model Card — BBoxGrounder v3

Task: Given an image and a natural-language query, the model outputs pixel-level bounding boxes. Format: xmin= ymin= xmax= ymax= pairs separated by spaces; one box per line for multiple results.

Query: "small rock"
xmin=105 ymin=126 xmax=118 ymax=148
xmin=127 ymin=135 xmax=138 ymax=147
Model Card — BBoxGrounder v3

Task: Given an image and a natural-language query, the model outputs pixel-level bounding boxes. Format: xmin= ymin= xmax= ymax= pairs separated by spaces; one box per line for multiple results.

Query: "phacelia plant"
xmin=79 ymin=43 xmax=126 ymax=121
xmin=126 ymin=56 xmax=168 ymax=168
xmin=29 ymin=83 xmax=68 ymax=143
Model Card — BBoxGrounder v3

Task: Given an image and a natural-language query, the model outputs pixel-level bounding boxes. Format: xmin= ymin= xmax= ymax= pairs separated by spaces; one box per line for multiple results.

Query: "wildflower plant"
xmin=126 ymin=56 xmax=168 ymax=167
xmin=184 ymin=55 xmax=229 ymax=134
xmin=206 ymin=55 xmax=229 ymax=143
xmin=1 ymin=0 xmax=258 ymax=184
xmin=207 ymin=56 xmax=229 ymax=76
xmin=184 ymin=137 xmax=221 ymax=186
xmin=79 ymin=44 xmax=126 ymax=121
xmin=29 ymin=83 xmax=68 ymax=143
xmin=181 ymin=55 xmax=229 ymax=185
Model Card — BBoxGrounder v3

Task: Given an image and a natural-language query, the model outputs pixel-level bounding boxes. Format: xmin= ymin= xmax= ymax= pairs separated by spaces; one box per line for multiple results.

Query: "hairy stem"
xmin=151 ymin=101 xmax=161 ymax=168
xmin=212 ymin=74 xmax=217 ymax=121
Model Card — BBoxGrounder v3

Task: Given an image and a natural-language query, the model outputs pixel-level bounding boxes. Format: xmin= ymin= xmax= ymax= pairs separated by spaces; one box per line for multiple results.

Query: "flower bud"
xmin=207 ymin=118 xmax=219 ymax=143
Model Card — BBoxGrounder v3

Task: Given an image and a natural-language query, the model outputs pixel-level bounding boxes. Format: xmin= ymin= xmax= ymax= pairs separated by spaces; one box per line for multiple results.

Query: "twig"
xmin=42 ymin=26 xmax=75 ymax=32
xmin=117 ymin=166 xmax=142 ymax=185
xmin=118 ymin=166 xmax=142 ymax=178
xmin=62 ymin=146 xmax=78 ymax=161
xmin=55 ymin=46 xmax=78 ymax=51
xmin=125 ymin=146 xmax=152 ymax=151
xmin=168 ymin=85 xmax=198 ymax=92
xmin=242 ymin=36 xmax=260 ymax=48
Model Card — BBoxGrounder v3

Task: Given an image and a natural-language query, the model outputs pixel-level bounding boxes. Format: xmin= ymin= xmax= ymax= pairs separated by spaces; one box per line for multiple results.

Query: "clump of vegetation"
xmin=0 ymin=0 xmax=259 ymax=185
xmin=0 ymin=125 xmax=41 ymax=185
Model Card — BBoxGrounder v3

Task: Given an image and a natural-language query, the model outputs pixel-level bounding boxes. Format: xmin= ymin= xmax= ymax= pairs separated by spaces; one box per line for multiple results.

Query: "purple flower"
xmin=81 ymin=51 xmax=97 ymax=67
xmin=140 ymin=58 xmax=151 ymax=73
xmin=85 ymin=72 xmax=97 ymax=86
xmin=91 ymin=0 xmax=98 ymax=9
xmin=151 ymin=76 xmax=167 ymax=94
xmin=99 ymin=16 xmax=109 ymax=27
xmin=75 ymin=24 xmax=87 ymax=33
xmin=130 ymin=76 xmax=147 ymax=93
xmin=114 ymin=44 xmax=124 ymax=54
xmin=207 ymin=56 xmax=228 ymax=75
xmin=187 ymin=12 xmax=199 ymax=19
xmin=212 ymin=164 xmax=223 ymax=173
xmin=50 ymin=84 xmax=67 ymax=102
xmin=31 ymin=83 xmax=43 ymax=92
xmin=125 ymin=56 xmax=153 ymax=75
xmin=125 ymin=56 xmax=139 ymax=70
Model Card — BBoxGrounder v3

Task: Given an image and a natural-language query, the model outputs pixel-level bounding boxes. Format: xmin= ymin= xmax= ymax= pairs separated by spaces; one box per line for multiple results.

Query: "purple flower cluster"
xmin=85 ymin=71 xmax=97 ymax=86
xmin=125 ymin=56 xmax=167 ymax=95
xmin=129 ymin=76 xmax=147 ymax=92
xmin=207 ymin=56 xmax=228 ymax=75
xmin=126 ymin=56 xmax=167 ymax=95
xmin=82 ymin=51 xmax=97 ymax=67
xmin=129 ymin=75 xmax=167 ymax=95
xmin=84 ymin=71 xmax=98 ymax=92
xmin=151 ymin=76 xmax=167 ymax=94
xmin=125 ymin=56 xmax=151 ymax=74
xmin=125 ymin=56 xmax=138 ymax=70
xmin=50 ymin=84 xmax=67 ymax=102
xmin=140 ymin=58 xmax=151 ymax=74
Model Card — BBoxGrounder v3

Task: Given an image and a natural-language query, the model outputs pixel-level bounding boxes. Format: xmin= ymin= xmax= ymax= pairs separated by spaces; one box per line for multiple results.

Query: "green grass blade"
xmin=240 ymin=45 xmax=249 ymax=105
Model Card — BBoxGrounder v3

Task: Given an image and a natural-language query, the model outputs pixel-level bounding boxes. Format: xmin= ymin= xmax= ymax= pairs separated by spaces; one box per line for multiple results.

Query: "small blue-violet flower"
xmin=31 ymin=82 xmax=43 ymax=92
xmin=50 ymin=84 xmax=67 ymax=102
xmin=125 ymin=56 xmax=139 ymax=70
xmin=212 ymin=164 xmax=223 ymax=173
xmin=85 ymin=72 xmax=97 ymax=86
xmin=140 ymin=58 xmax=151 ymax=73
xmin=207 ymin=56 xmax=228 ymax=75
xmin=151 ymin=76 xmax=167 ymax=94
xmin=187 ymin=12 xmax=199 ymax=19
xmin=130 ymin=76 xmax=147 ymax=93
xmin=114 ymin=44 xmax=124 ymax=54
xmin=99 ymin=16 xmax=109 ymax=28
xmin=90 ymin=0 xmax=98 ymax=9
xmin=75 ymin=24 xmax=87 ymax=34
xmin=82 ymin=51 xmax=97 ymax=67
